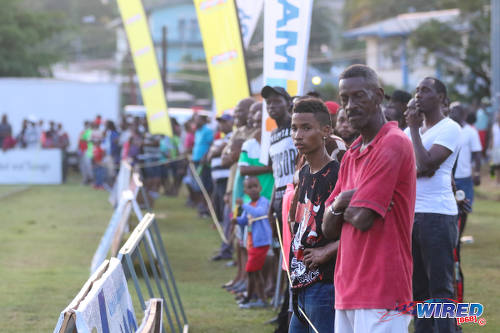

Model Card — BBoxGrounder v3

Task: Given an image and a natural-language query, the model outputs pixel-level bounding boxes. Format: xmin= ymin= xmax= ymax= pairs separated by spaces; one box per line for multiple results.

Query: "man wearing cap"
xmin=261 ymin=86 xmax=297 ymax=234
xmin=260 ymin=86 xmax=297 ymax=332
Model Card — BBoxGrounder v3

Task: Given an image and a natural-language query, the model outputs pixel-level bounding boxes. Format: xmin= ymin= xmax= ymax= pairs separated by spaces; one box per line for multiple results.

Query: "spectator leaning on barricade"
xmin=212 ymin=97 xmax=255 ymax=261
xmin=190 ymin=114 xmax=214 ymax=218
xmin=334 ymin=108 xmax=359 ymax=148
xmin=233 ymin=176 xmax=273 ymax=309
xmin=323 ymin=64 xmax=416 ymax=332
xmin=287 ymin=98 xmax=339 ymax=333
xmin=261 ymin=85 xmax=297 ymax=333
xmin=405 ymin=77 xmax=462 ymax=333
xmin=103 ymin=120 xmax=120 ymax=182
xmin=208 ymin=113 xmax=234 ymax=226
xmin=449 ymin=102 xmax=482 ymax=237
xmin=384 ymin=89 xmax=412 ymax=129
xmin=159 ymin=118 xmax=183 ymax=196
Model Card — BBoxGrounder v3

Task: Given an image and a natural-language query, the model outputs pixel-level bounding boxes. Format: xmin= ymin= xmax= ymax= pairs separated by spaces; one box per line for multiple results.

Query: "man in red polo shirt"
xmin=322 ymin=64 xmax=416 ymax=332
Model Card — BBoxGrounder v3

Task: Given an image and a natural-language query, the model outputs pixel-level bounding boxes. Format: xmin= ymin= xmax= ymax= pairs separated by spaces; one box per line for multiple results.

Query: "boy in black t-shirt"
xmin=288 ymin=98 xmax=339 ymax=333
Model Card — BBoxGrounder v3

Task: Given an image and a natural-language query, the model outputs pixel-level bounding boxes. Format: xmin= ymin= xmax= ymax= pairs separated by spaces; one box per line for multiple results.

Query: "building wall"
xmin=149 ymin=3 xmax=205 ymax=73
xmin=364 ymin=37 xmax=437 ymax=90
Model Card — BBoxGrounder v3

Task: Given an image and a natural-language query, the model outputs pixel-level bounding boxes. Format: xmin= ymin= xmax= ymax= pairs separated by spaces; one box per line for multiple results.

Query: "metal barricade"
xmin=118 ymin=213 xmax=188 ymax=333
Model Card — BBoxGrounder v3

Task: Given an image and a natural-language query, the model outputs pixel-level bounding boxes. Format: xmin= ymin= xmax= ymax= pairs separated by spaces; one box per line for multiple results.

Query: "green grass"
xmin=0 ymin=175 xmax=499 ymax=332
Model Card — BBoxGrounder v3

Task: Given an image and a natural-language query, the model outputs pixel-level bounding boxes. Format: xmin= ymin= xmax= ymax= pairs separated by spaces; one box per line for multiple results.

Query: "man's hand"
xmin=405 ymin=108 xmax=424 ymax=129
xmin=235 ymin=198 xmax=243 ymax=206
xmin=333 ymin=189 xmax=357 ymax=212
xmin=303 ymin=247 xmax=329 ymax=270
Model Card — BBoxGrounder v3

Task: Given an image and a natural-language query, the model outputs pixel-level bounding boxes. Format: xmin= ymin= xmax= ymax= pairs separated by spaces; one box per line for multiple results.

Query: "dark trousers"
xmin=412 ymin=213 xmax=458 ymax=333
xmin=218 ymin=203 xmax=233 ymax=258
xmin=212 ymin=178 xmax=228 ymax=222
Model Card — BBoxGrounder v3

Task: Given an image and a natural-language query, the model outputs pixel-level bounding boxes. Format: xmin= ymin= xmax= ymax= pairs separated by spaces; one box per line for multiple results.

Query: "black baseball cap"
xmin=261 ymin=86 xmax=292 ymax=102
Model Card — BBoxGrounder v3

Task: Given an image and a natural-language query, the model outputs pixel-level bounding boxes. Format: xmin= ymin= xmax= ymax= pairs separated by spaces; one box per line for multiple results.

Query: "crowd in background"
xmin=0 ymin=115 xmax=70 ymax=151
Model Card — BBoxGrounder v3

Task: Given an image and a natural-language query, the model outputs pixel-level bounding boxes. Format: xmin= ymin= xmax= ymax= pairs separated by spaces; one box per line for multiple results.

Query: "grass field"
xmin=0 ymin=174 xmax=499 ymax=332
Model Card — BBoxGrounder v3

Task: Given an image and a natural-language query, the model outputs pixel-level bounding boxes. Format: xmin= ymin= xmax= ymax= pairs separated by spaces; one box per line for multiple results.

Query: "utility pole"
xmin=492 ymin=0 xmax=500 ymax=114
xmin=162 ymin=26 xmax=168 ymax=95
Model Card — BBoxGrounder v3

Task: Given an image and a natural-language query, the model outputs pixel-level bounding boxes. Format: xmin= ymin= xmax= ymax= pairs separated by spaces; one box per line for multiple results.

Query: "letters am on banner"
xmin=117 ymin=0 xmax=172 ymax=137
xmin=194 ymin=0 xmax=250 ymax=116
xmin=260 ymin=0 xmax=314 ymax=164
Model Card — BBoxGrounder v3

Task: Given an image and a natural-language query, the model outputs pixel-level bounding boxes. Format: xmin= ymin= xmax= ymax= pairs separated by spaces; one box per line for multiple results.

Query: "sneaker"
xmin=239 ymin=299 xmax=268 ymax=309
xmin=225 ymin=261 xmax=236 ymax=267
xmin=211 ymin=254 xmax=232 ymax=261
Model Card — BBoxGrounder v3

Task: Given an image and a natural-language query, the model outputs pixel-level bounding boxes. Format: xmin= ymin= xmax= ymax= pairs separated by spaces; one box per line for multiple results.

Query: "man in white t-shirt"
xmin=449 ymin=102 xmax=482 ymax=235
xmin=405 ymin=77 xmax=462 ymax=333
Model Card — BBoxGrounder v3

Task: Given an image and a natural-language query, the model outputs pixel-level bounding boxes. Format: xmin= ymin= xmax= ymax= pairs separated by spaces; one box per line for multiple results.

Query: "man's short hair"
xmin=339 ymin=64 xmax=381 ymax=89
xmin=423 ymin=77 xmax=448 ymax=99
xmin=391 ymin=90 xmax=412 ymax=105
xmin=292 ymin=98 xmax=331 ymax=127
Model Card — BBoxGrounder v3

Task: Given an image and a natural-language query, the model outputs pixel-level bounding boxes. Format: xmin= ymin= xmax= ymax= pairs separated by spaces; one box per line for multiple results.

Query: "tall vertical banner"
xmin=260 ymin=0 xmax=314 ymax=164
xmin=117 ymin=0 xmax=172 ymax=137
xmin=236 ymin=0 xmax=264 ymax=47
xmin=194 ymin=0 xmax=250 ymax=116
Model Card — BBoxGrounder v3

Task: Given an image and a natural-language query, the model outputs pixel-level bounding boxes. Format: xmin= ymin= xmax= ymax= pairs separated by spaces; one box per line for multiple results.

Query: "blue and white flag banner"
xmin=236 ymin=0 xmax=264 ymax=47
xmin=260 ymin=0 xmax=314 ymax=164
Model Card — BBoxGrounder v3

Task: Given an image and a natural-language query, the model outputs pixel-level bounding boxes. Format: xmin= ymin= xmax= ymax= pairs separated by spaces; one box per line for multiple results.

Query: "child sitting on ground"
xmin=232 ymin=176 xmax=272 ymax=309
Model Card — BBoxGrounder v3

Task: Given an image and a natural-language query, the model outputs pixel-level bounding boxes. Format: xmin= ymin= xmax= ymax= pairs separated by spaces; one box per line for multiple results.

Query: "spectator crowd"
xmin=2 ymin=62 xmax=500 ymax=333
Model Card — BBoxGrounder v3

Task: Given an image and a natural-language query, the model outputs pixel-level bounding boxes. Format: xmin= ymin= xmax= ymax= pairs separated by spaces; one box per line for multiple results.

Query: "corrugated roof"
xmin=344 ymin=9 xmax=461 ymax=38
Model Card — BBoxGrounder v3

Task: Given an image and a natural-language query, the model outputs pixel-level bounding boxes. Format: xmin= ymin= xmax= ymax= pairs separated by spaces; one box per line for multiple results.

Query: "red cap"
xmin=325 ymin=101 xmax=340 ymax=115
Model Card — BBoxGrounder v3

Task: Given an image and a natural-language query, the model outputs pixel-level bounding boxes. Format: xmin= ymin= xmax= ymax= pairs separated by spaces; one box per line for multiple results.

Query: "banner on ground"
xmin=54 ymin=258 xmax=138 ymax=333
xmin=236 ymin=0 xmax=264 ymax=47
xmin=0 ymin=149 xmax=62 ymax=184
xmin=194 ymin=0 xmax=250 ymax=116
xmin=260 ymin=0 xmax=314 ymax=164
xmin=117 ymin=0 xmax=172 ymax=136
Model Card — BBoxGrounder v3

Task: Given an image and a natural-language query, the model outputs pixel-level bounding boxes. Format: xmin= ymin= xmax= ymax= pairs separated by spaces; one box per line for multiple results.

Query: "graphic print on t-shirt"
xmin=269 ymin=127 xmax=297 ymax=191
xmin=289 ymin=161 xmax=339 ymax=289
xmin=291 ymin=194 xmax=321 ymax=286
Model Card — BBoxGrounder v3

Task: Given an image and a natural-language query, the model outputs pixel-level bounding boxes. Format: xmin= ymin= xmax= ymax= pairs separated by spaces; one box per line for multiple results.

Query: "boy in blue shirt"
xmin=233 ymin=176 xmax=272 ymax=309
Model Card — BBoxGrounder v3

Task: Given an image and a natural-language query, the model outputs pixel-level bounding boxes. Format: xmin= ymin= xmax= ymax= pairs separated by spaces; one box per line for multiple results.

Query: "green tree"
xmin=410 ymin=1 xmax=490 ymax=103
xmin=0 ymin=0 xmax=67 ymax=76
xmin=24 ymin=0 xmax=117 ymax=60
xmin=343 ymin=0 xmax=460 ymax=29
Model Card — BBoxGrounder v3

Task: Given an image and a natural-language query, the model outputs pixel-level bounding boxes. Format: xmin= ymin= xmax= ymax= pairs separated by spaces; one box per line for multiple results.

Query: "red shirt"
xmin=325 ymin=121 xmax=416 ymax=310
xmin=93 ymin=145 xmax=105 ymax=163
